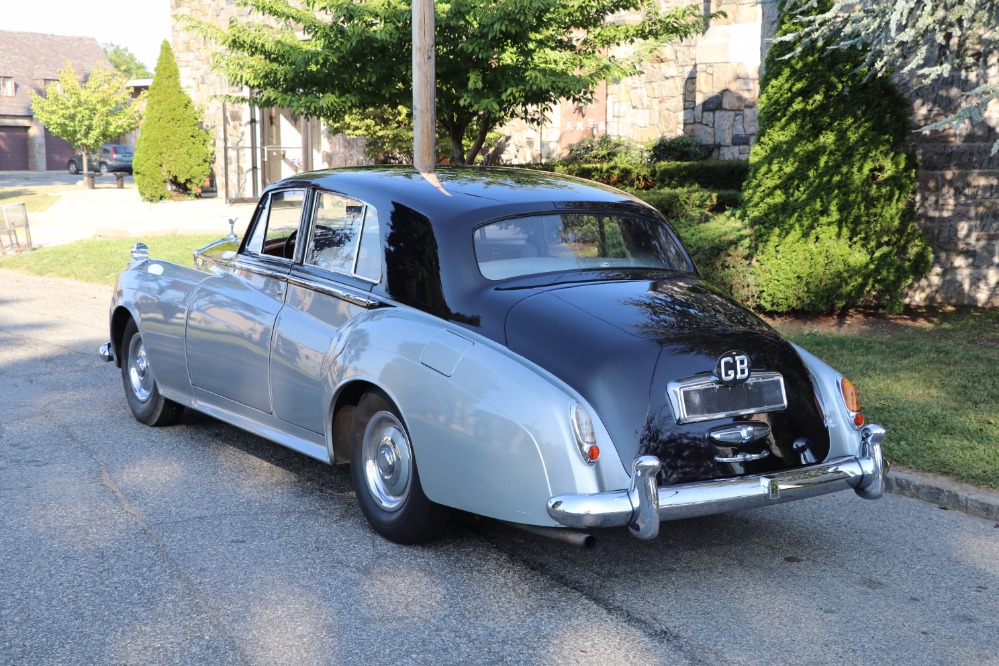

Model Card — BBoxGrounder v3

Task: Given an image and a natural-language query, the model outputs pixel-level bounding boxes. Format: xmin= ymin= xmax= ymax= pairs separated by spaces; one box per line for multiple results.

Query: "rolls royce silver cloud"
xmin=100 ymin=167 xmax=887 ymax=545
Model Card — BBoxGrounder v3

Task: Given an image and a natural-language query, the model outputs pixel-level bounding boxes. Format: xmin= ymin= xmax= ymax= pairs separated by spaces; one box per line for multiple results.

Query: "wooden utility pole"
xmin=412 ymin=0 xmax=435 ymax=172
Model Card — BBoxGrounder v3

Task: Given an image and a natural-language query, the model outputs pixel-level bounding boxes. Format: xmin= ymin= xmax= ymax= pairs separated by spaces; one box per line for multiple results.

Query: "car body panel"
xmin=104 ymin=166 xmax=885 ymax=539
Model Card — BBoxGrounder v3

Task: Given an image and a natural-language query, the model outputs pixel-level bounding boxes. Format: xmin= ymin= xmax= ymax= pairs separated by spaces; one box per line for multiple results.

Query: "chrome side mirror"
xmin=130 ymin=242 xmax=149 ymax=262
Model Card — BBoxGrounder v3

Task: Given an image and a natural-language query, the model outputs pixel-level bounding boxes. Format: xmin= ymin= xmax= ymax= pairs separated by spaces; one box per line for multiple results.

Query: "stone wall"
xmin=501 ymin=0 xmax=764 ymax=162
xmin=904 ymin=71 xmax=999 ymax=307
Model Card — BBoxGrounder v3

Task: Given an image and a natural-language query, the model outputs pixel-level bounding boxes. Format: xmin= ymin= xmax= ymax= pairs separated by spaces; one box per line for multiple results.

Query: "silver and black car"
xmin=100 ymin=167 xmax=886 ymax=544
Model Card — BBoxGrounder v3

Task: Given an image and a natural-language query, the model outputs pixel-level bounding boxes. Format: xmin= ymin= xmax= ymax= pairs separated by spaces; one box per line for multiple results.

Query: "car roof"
xmin=265 ymin=166 xmax=653 ymax=225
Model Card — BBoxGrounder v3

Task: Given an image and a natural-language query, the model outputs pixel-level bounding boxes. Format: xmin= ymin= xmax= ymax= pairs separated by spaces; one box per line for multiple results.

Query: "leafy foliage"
xmin=28 ymin=65 xmax=143 ymax=173
xmin=183 ymin=0 xmax=712 ymax=164
xmin=542 ymin=160 xmax=749 ymax=191
xmin=103 ymin=43 xmax=152 ymax=80
xmin=779 ymin=0 xmax=999 ymax=151
xmin=649 ymin=134 xmax=713 ymax=162
xmin=630 ymin=187 xmax=740 ymax=219
xmin=134 ymin=42 xmax=213 ymax=202
xmin=561 ymin=135 xmax=649 ymax=164
xmin=742 ymin=0 xmax=932 ymax=314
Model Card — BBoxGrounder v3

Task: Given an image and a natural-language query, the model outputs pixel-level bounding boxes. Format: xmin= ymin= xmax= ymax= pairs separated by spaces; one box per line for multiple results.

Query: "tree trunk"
xmin=464 ymin=114 xmax=492 ymax=165
xmin=444 ymin=119 xmax=466 ymax=165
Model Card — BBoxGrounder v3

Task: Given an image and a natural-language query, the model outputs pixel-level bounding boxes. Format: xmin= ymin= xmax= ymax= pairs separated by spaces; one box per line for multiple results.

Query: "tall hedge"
xmin=134 ymin=41 xmax=212 ymax=201
xmin=741 ymin=0 xmax=931 ymax=314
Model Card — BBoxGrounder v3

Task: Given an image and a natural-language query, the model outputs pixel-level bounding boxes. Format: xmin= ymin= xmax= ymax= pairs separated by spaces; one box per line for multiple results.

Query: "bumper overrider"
xmin=547 ymin=424 xmax=887 ymax=540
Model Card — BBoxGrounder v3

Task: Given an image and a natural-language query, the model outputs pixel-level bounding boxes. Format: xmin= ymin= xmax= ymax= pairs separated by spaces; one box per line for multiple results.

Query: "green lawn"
xmin=0 ymin=184 xmax=74 ymax=213
xmin=0 ymin=234 xmax=219 ymax=285
xmin=779 ymin=309 xmax=999 ymax=489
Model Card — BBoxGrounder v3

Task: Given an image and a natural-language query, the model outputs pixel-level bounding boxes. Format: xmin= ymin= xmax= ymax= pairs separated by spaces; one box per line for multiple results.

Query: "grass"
xmin=778 ymin=309 xmax=999 ymax=490
xmin=0 ymin=184 xmax=73 ymax=213
xmin=0 ymin=234 xmax=219 ymax=285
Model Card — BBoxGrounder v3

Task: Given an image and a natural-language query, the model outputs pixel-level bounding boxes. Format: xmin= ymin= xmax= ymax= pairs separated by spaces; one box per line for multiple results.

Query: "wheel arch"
xmin=110 ymin=305 xmax=138 ymax=368
xmin=329 ymin=379 xmax=384 ymax=465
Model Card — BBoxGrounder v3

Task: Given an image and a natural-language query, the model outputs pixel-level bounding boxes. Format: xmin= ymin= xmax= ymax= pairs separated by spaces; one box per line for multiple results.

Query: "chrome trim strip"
xmin=666 ymin=371 xmax=787 ymax=424
xmin=714 ymin=451 xmax=770 ymax=463
xmin=547 ymin=424 xmax=887 ymax=540
xmin=286 ymin=275 xmax=380 ymax=308
xmin=234 ymin=261 xmax=290 ymax=281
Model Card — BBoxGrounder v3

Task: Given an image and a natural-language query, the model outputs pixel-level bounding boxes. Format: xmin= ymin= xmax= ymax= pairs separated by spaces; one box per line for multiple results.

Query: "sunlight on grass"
xmin=0 ymin=234 xmax=219 ymax=286
xmin=785 ymin=312 xmax=999 ymax=489
xmin=0 ymin=184 xmax=74 ymax=212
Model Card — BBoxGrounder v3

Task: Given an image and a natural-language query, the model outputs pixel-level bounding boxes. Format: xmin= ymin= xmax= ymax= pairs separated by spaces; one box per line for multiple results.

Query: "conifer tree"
xmin=134 ymin=41 xmax=212 ymax=201
xmin=741 ymin=0 xmax=932 ymax=314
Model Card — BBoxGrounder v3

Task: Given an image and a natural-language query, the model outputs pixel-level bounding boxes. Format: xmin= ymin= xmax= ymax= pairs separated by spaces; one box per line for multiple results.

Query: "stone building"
xmin=170 ymin=0 xmax=996 ymax=306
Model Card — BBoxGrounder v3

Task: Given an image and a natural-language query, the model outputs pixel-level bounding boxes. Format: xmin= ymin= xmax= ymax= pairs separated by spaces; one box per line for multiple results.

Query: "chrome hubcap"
xmin=127 ymin=335 xmax=153 ymax=403
xmin=361 ymin=411 xmax=412 ymax=512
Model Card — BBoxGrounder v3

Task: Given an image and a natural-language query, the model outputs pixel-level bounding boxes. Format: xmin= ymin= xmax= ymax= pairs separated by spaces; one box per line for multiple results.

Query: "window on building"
xmin=43 ymin=79 xmax=62 ymax=93
xmin=0 ymin=77 xmax=14 ymax=96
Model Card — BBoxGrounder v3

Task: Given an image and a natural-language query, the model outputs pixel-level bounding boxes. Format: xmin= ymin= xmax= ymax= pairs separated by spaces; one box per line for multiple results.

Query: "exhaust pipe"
xmin=499 ymin=521 xmax=595 ymax=548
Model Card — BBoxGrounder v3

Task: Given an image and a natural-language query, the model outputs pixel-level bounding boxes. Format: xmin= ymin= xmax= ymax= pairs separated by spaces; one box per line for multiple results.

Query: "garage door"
xmin=45 ymin=130 xmax=75 ymax=171
xmin=0 ymin=127 xmax=29 ymax=170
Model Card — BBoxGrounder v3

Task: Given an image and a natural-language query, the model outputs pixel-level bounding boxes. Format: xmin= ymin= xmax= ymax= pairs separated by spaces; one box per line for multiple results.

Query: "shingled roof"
xmin=0 ymin=30 xmax=112 ymax=118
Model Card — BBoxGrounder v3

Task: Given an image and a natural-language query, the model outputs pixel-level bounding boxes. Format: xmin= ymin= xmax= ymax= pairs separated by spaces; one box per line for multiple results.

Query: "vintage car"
xmin=100 ymin=167 xmax=886 ymax=545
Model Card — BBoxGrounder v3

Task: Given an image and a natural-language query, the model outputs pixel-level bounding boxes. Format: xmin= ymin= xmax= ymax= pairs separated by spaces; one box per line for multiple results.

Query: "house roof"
xmin=0 ymin=30 xmax=112 ymax=118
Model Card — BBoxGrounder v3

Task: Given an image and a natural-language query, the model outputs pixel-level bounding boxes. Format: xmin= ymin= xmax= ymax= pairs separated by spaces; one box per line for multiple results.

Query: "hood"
xmin=504 ymin=277 xmax=829 ymax=482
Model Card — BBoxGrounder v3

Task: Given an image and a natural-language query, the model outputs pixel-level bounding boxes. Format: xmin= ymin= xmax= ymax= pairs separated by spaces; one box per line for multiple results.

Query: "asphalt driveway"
xmin=1 ymin=270 xmax=998 ymax=665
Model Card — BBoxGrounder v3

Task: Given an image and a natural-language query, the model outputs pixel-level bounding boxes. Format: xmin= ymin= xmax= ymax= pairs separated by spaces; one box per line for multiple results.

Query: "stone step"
xmin=917 ymin=169 xmax=999 ymax=202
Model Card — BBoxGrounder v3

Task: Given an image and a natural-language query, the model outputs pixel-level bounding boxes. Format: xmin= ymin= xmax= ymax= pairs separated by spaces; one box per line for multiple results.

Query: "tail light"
xmin=840 ymin=377 xmax=865 ymax=428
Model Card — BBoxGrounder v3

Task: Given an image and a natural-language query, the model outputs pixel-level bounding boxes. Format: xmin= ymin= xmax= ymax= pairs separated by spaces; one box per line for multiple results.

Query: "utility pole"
xmin=412 ymin=0 xmax=435 ymax=173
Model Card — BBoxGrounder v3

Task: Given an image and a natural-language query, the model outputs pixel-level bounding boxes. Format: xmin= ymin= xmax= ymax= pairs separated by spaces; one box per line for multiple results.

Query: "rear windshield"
xmin=474 ymin=213 xmax=692 ymax=280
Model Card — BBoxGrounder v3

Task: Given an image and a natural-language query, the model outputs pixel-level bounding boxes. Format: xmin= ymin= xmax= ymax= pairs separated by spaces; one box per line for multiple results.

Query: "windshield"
xmin=474 ymin=212 xmax=692 ymax=280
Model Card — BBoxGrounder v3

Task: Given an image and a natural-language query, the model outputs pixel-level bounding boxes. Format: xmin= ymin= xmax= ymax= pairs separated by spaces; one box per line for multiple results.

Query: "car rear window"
xmin=474 ymin=212 xmax=692 ymax=280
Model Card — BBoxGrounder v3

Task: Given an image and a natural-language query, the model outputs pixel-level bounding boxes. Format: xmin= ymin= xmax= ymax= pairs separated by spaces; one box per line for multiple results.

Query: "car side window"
xmin=305 ymin=192 xmax=382 ymax=281
xmin=244 ymin=189 xmax=307 ymax=260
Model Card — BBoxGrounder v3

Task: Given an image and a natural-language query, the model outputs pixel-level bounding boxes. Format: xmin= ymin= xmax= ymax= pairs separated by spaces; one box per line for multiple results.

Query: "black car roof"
xmin=266 ymin=166 xmax=651 ymax=224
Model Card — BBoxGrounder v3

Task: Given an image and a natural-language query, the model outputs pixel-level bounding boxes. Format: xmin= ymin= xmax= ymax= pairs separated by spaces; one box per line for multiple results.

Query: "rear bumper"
xmin=547 ymin=424 xmax=887 ymax=540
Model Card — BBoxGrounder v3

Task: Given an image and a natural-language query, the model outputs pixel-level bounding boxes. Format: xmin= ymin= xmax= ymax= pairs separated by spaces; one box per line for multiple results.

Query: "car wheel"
xmin=99 ymin=163 xmax=109 ymax=176
xmin=120 ymin=319 xmax=183 ymax=427
xmin=350 ymin=392 xmax=452 ymax=544
xmin=68 ymin=161 xmax=79 ymax=174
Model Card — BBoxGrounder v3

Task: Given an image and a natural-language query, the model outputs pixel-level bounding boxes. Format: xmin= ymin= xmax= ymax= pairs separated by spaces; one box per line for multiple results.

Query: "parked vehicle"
xmin=99 ymin=167 xmax=886 ymax=544
xmin=67 ymin=144 xmax=133 ymax=175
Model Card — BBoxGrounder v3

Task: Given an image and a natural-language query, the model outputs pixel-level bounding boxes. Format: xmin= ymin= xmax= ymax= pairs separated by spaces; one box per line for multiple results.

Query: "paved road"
xmin=1 ymin=270 xmax=997 ymax=665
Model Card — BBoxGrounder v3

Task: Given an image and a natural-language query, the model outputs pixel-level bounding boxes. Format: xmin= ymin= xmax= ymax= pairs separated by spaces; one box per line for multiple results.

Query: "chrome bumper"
xmin=99 ymin=342 xmax=114 ymax=363
xmin=547 ymin=424 xmax=887 ymax=540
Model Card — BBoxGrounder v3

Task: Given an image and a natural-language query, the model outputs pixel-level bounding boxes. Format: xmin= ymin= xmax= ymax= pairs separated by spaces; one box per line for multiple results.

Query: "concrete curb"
xmin=886 ymin=468 xmax=999 ymax=523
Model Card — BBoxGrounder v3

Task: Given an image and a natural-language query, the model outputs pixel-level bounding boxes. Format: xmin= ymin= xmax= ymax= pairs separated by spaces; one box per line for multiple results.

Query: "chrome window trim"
xmin=304 ymin=189 xmax=381 ymax=284
xmin=666 ymin=371 xmax=787 ymax=424
xmin=233 ymin=258 xmax=291 ymax=282
xmin=286 ymin=274 xmax=381 ymax=309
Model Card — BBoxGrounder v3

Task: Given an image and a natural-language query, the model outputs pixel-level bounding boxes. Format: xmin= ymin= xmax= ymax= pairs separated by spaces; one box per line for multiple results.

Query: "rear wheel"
xmin=120 ymin=320 xmax=183 ymax=426
xmin=99 ymin=162 xmax=109 ymax=176
xmin=350 ymin=392 xmax=451 ymax=544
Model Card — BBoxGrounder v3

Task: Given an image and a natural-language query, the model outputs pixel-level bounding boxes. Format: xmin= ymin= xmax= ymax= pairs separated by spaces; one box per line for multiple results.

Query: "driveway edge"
xmin=886 ymin=468 xmax=999 ymax=523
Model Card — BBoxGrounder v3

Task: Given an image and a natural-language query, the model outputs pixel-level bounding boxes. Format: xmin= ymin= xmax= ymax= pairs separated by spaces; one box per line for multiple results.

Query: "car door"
xmin=269 ymin=190 xmax=383 ymax=434
xmin=185 ymin=188 xmax=309 ymax=413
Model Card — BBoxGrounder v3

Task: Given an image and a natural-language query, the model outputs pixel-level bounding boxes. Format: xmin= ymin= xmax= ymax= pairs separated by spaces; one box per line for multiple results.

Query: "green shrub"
xmin=650 ymin=135 xmax=713 ymax=162
xmin=741 ymin=0 xmax=932 ymax=314
xmin=545 ymin=160 xmax=748 ymax=191
xmin=630 ymin=187 xmax=740 ymax=219
xmin=134 ymin=41 xmax=212 ymax=202
xmin=561 ymin=134 xmax=648 ymax=164
xmin=672 ymin=211 xmax=754 ymax=304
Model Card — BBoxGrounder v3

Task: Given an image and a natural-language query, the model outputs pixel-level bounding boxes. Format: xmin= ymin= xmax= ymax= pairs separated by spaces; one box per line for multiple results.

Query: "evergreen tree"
xmin=741 ymin=0 xmax=932 ymax=314
xmin=134 ymin=41 xmax=212 ymax=201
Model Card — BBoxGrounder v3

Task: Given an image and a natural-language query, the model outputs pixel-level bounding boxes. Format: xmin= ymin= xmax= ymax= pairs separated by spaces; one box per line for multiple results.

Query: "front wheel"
xmin=350 ymin=392 xmax=451 ymax=544
xmin=120 ymin=319 xmax=183 ymax=426
xmin=68 ymin=161 xmax=79 ymax=174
